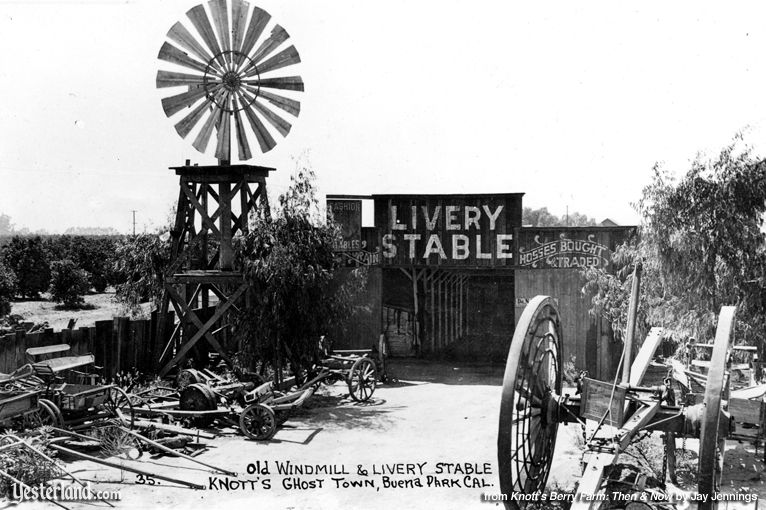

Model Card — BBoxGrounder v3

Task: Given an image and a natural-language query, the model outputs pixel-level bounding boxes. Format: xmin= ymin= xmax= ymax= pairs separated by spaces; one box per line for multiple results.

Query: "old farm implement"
xmin=138 ymin=348 xmax=378 ymax=441
xmin=21 ymin=344 xmax=136 ymax=430
xmin=497 ymin=294 xmax=762 ymax=510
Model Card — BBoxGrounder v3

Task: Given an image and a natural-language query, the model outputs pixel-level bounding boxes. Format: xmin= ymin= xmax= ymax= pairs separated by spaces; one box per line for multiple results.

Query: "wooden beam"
xmin=159 ymin=284 xmax=245 ymax=376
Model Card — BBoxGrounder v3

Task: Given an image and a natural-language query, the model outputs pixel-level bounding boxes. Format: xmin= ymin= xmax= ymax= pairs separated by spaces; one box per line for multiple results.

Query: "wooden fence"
xmin=0 ymin=313 xmax=170 ymax=377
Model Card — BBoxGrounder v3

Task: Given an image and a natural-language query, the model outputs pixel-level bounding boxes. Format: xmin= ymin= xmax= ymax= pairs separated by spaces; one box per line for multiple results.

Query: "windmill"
xmin=154 ymin=0 xmax=303 ymax=377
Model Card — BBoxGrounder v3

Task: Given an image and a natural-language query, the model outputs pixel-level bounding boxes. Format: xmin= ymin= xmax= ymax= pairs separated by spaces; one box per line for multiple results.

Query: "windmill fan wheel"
xmin=157 ymin=0 xmax=304 ymax=161
xmin=497 ymin=296 xmax=563 ymax=508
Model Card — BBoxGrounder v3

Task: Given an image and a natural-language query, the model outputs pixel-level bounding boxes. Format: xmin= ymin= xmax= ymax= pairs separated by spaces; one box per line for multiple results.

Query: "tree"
xmin=583 ymin=135 xmax=766 ymax=347
xmin=0 ymin=261 xmax=15 ymax=316
xmin=235 ymin=167 xmax=367 ymax=379
xmin=0 ymin=236 xmax=50 ymax=298
xmin=522 ymin=206 xmax=597 ymax=227
xmin=112 ymin=233 xmax=171 ymax=314
xmin=49 ymin=259 xmax=91 ymax=308
xmin=0 ymin=214 xmax=13 ymax=236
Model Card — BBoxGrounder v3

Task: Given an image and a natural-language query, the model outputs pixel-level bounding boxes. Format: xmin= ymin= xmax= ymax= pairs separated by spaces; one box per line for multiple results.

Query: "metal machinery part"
xmin=156 ymin=0 xmax=303 ymax=161
xmin=497 ymin=296 xmax=562 ymax=508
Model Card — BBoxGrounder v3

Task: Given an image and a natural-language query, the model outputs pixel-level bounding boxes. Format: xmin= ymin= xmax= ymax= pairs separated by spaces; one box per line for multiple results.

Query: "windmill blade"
xmin=175 ymin=87 xmax=224 ymax=137
xmin=246 ymin=76 xmax=304 ymax=92
xmin=232 ymin=96 xmax=253 ymax=161
xmin=208 ymin=0 xmax=232 ymax=64
xmin=238 ymin=6 xmax=270 ymax=66
xmin=231 ymin=0 xmax=249 ymax=58
xmin=250 ymin=25 xmax=289 ymax=65
xmin=243 ymin=103 xmax=276 ymax=153
xmin=214 ymin=97 xmax=232 ymax=161
xmin=174 ymin=95 xmax=214 ymax=138
xmin=161 ymin=85 xmax=209 ymax=117
xmin=193 ymin=98 xmax=225 ymax=153
xmin=187 ymin=5 xmax=226 ymax=68
xmin=254 ymin=89 xmax=300 ymax=116
xmin=167 ymin=21 xmax=220 ymax=73
xmin=252 ymin=99 xmax=291 ymax=137
xmin=158 ymin=42 xmax=209 ymax=74
xmin=246 ymin=45 xmax=300 ymax=76
xmin=157 ymin=70 xmax=206 ymax=88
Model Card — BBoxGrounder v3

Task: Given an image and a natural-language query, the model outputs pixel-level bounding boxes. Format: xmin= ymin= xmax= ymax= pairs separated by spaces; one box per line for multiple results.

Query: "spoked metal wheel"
xmin=104 ymin=387 xmax=136 ymax=429
xmin=239 ymin=403 xmax=277 ymax=441
xmin=697 ymin=306 xmax=735 ymax=509
xmin=498 ymin=296 xmax=562 ymax=509
xmin=347 ymin=358 xmax=377 ymax=402
xmin=38 ymin=399 xmax=64 ymax=428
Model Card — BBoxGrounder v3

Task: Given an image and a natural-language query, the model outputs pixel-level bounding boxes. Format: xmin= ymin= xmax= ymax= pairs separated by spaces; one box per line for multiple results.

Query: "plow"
xmin=498 ymin=291 xmax=765 ymax=510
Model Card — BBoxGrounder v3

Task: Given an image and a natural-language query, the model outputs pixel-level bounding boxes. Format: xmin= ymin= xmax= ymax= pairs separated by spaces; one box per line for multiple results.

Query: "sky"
xmin=3 ymin=1 xmax=766 ymax=233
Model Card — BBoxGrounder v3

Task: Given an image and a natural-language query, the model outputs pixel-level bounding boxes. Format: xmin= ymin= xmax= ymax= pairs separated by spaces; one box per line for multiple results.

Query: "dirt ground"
xmin=5 ymin=360 xmax=764 ymax=510
xmin=9 ymin=293 xmax=150 ymax=330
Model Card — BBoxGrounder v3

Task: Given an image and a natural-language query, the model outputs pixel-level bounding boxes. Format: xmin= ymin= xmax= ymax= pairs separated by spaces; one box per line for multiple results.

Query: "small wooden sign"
xmin=581 ymin=377 xmax=628 ymax=428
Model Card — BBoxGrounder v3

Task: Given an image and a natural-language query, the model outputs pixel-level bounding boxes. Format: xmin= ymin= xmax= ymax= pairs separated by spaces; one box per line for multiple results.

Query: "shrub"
xmin=113 ymin=233 xmax=171 ymax=314
xmin=49 ymin=259 xmax=90 ymax=308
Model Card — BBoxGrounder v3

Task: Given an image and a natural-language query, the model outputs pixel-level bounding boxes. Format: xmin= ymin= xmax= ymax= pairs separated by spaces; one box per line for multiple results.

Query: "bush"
xmin=1 ymin=236 xmax=50 ymax=298
xmin=0 ymin=261 xmax=15 ymax=316
xmin=113 ymin=233 xmax=171 ymax=313
xmin=49 ymin=259 xmax=90 ymax=308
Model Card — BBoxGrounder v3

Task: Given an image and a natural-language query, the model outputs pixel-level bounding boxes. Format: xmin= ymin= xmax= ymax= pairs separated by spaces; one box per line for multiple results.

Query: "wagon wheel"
xmin=37 ymin=399 xmax=64 ymax=428
xmin=697 ymin=306 xmax=735 ymax=508
xmin=104 ymin=387 xmax=136 ymax=429
xmin=176 ymin=369 xmax=203 ymax=390
xmin=180 ymin=383 xmax=218 ymax=427
xmin=239 ymin=403 xmax=276 ymax=440
xmin=347 ymin=358 xmax=377 ymax=402
xmin=498 ymin=295 xmax=562 ymax=508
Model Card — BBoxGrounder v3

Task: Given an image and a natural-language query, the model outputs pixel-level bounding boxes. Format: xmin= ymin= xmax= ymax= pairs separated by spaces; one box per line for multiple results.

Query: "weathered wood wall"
xmin=0 ymin=313 xmax=170 ymax=377
xmin=331 ymin=267 xmax=382 ymax=351
xmin=515 ymin=227 xmax=635 ymax=380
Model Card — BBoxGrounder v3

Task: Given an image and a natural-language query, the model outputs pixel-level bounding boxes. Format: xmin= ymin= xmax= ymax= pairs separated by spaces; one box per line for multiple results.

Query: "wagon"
xmin=310 ymin=344 xmax=380 ymax=402
xmin=25 ymin=344 xmax=136 ymax=430
xmin=497 ymin=292 xmax=761 ymax=510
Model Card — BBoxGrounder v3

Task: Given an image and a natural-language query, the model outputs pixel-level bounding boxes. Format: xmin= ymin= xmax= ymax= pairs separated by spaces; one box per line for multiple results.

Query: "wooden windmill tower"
xmin=154 ymin=0 xmax=304 ymax=377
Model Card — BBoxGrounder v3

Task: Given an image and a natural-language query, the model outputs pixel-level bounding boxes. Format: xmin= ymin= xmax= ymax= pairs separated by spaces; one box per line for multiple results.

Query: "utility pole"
xmin=131 ymin=210 xmax=137 ymax=236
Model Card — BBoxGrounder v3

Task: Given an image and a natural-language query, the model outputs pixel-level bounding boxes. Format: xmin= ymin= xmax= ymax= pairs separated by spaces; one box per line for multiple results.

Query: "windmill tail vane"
xmin=157 ymin=0 xmax=304 ymax=162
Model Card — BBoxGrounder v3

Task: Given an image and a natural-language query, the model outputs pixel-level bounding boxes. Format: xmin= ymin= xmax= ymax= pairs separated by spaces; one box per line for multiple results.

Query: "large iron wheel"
xmin=104 ymin=387 xmax=136 ymax=429
xmin=498 ymin=296 xmax=562 ymax=509
xmin=239 ymin=403 xmax=277 ymax=441
xmin=176 ymin=369 xmax=204 ymax=390
xmin=180 ymin=383 xmax=218 ymax=427
xmin=697 ymin=306 xmax=735 ymax=509
xmin=347 ymin=358 xmax=377 ymax=402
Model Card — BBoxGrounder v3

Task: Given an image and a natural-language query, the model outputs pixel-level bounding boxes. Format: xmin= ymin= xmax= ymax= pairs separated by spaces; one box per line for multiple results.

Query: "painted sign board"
xmin=517 ymin=229 xmax=622 ymax=269
xmin=327 ymin=199 xmax=362 ymax=251
xmin=373 ymin=194 xmax=523 ymax=267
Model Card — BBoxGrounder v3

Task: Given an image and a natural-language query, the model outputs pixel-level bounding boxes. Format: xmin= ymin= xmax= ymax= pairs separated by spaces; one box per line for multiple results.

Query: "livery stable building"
xmin=327 ymin=193 xmax=634 ymax=382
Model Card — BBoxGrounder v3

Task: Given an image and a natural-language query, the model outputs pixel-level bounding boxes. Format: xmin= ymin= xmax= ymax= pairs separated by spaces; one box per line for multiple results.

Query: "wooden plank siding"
xmin=515 ymin=226 xmax=635 ymax=380
xmin=0 ymin=313 xmax=174 ymax=377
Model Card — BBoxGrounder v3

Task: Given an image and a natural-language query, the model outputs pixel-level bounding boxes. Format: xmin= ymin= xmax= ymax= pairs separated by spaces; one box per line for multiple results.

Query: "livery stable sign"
xmin=373 ymin=194 xmax=523 ymax=267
